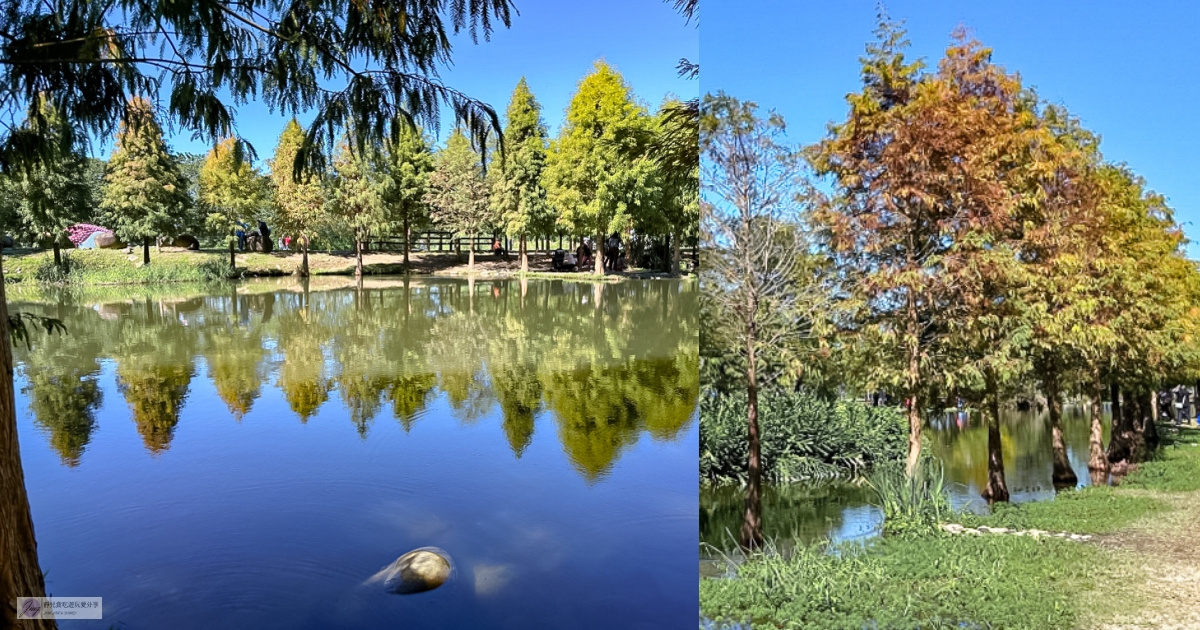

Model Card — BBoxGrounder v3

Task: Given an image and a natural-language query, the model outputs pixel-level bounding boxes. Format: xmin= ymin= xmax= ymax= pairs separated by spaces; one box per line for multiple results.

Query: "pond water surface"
xmin=701 ymin=405 xmax=1113 ymax=555
xmin=13 ymin=276 xmax=698 ymax=629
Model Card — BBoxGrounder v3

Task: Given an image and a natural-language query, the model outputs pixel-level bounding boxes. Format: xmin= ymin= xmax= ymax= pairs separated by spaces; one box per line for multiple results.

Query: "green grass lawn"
xmin=3 ymin=248 xmax=231 ymax=285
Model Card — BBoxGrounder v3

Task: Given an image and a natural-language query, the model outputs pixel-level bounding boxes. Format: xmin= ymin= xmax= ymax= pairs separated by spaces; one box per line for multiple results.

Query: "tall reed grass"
xmin=866 ymin=459 xmax=951 ymax=535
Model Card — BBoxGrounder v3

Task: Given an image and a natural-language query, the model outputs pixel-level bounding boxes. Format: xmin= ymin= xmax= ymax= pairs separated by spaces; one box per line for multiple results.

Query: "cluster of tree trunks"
xmin=981 ymin=366 xmax=1165 ymax=504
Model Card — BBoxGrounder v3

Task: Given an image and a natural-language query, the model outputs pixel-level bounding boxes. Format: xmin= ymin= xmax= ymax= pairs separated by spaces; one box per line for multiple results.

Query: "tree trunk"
xmin=740 ymin=300 xmax=763 ymax=552
xmin=468 ymin=241 xmax=475 ymax=271
xmin=1108 ymin=384 xmax=1146 ymax=466
xmin=981 ymin=372 xmax=1009 ymax=504
xmin=355 ymin=236 xmax=364 ymax=278
xmin=0 ymin=255 xmax=56 ymax=629
xmin=1141 ymin=389 xmax=1159 ymax=451
xmin=52 ymin=241 xmax=61 ymax=268
xmin=1045 ymin=362 xmax=1078 ymax=488
xmin=1088 ymin=374 xmax=1109 ymax=473
xmin=299 ymin=237 xmax=310 ymax=278
xmin=403 ymin=216 xmax=411 ymax=266
xmin=1110 ymin=381 xmax=1121 ymax=439
xmin=142 ymin=237 xmax=151 ymax=265
xmin=229 ymin=238 xmax=236 ymax=271
xmin=671 ymin=229 xmax=682 ymax=276
xmin=520 ymin=235 xmax=528 ymax=274
xmin=595 ymin=231 xmax=605 ymax=276
xmin=903 ymin=288 xmax=922 ymax=477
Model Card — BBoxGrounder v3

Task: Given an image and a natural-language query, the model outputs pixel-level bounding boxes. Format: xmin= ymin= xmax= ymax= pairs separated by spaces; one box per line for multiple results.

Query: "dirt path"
xmin=1084 ymin=483 xmax=1200 ymax=628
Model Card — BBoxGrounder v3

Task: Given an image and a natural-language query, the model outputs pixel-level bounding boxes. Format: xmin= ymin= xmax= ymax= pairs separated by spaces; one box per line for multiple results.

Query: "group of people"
xmin=234 ymin=220 xmax=273 ymax=252
xmin=1158 ymin=385 xmax=1199 ymax=426
xmin=550 ymin=233 xmax=627 ymax=272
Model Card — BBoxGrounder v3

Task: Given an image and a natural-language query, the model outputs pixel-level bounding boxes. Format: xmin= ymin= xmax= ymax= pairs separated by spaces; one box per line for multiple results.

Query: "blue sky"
xmin=703 ymin=0 xmax=1200 ymax=258
xmin=111 ymin=0 xmax=698 ymax=164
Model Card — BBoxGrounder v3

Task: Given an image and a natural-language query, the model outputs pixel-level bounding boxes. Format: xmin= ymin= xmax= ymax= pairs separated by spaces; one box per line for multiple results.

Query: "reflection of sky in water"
xmin=828 ymin=504 xmax=883 ymax=544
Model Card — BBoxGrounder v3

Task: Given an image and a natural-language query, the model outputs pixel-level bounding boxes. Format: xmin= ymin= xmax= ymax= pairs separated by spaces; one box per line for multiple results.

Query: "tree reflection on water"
xmin=11 ymin=278 xmax=698 ymax=478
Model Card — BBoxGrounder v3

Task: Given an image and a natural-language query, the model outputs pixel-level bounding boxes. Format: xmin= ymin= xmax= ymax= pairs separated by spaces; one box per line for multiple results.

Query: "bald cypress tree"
xmin=545 ymin=61 xmax=654 ymax=275
xmin=100 ymin=97 xmax=191 ymax=265
xmin=199 ymin=137 xmax=267 ymax=270
xmin=331 ymin=137 xmax=387 ymax=277
xmin=493 ymin=78 xmax=551 ymax=273
xmin=271 ymin=120 xmax=328 ymax=277
xmin=379 ymin=126 xmax=434 ymax=266
xmin=11 ymin=105 xmax=90 ymax=267
xmin=425 ymin=129 xmax=491 ymax=271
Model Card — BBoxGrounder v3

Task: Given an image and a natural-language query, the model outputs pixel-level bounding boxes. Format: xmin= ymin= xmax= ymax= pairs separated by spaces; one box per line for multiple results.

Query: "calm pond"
xmin=701 ymin=405 xmax=1113 ymax=555
xmin=12 ymin=276 xmax=698 ymax=629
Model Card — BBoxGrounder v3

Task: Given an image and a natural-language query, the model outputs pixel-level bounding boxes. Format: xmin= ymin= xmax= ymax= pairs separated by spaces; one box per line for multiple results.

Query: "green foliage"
xmin=377 ymin=124 xmax=434 ymax=254
xmin=492 ymin=78 xmax=553 ymax=244
xmin=544 ymin=61 xmax=654 ymax=265
xmin=329 ymin=136 xmax=387 ymax=249
xmin=425 ymin=129 xmax=491 ymax=264
xmin=700 ymin=390 xmax=907 ymax=484
xmin=867 ymin=460 xmax=951 ymax=535
xmin=7 ymin=103 xmax=91 ymax=252
xmin=701 ymin=534 xmax=1101 ymax=630
xmin=99 ymin=97 xmax=193 ymax=250
xmin=199 ymin=137 xmax=268 ymax=247
xmin=270 ymin=120 xmax=329 ymax=248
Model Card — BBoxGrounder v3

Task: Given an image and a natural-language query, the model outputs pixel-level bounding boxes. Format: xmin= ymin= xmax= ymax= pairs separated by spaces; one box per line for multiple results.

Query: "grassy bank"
xmin=4 ymin=248 xmax=232 ymax=285
xmin=700 ymin=425 xmax=1200 ymax=629
xmin=1 ymin=247 xmax=673 ymax=285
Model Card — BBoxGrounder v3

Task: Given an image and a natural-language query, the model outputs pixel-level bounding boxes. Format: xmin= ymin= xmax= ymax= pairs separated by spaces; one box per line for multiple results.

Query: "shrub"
xmin=700 ymin=389 xmax=907 ymax=484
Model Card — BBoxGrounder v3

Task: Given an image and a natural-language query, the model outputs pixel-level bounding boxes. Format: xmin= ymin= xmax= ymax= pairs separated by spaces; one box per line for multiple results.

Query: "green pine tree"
xmin=492 ymin=78 xmax=552 ymax=273
xmin=330 ymin=136 xmax=387 ymax=277
xmin=99 ymin=97 xmax=192 ymax=265
xmin=199 ymin=137 xmax=267 ymax=270
xmin=379 ymin=125 xmax=434 ymax=265
xmin=270 ymin=119 xmax=328 ymax=277
xmin=425 ymin=129 xmax=491 ymax=271
xmin=544 ymin=61 xmax=654 ymax=275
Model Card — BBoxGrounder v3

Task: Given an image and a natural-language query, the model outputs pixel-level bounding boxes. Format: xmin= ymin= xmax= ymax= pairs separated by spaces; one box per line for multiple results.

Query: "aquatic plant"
xmin=700 ymin=389 xmax=907 ymax=485
xmin=866 ymin=459 xmax=951 ymax=536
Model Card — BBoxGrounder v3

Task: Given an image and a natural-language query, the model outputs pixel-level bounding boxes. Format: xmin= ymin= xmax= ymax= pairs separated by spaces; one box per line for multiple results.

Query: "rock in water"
xmin=384 ymin=548 xmax=452 ymax=595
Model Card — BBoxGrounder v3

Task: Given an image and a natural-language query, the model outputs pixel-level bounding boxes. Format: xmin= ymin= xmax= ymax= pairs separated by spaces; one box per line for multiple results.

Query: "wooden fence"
xmin=370 ymin=231 xmax=495 ymax=253
xmin=370 ymin=231 xmax=582 ymax=254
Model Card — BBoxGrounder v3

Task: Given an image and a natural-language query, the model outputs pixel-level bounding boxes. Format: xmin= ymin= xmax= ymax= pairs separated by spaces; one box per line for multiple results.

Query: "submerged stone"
xmin=384 ymin=548 xmax=452 ymax=595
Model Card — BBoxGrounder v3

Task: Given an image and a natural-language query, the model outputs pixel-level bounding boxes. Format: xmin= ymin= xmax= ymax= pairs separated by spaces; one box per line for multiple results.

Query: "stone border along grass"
xmin=939 ymin=523 xmax=1094 ymax=541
